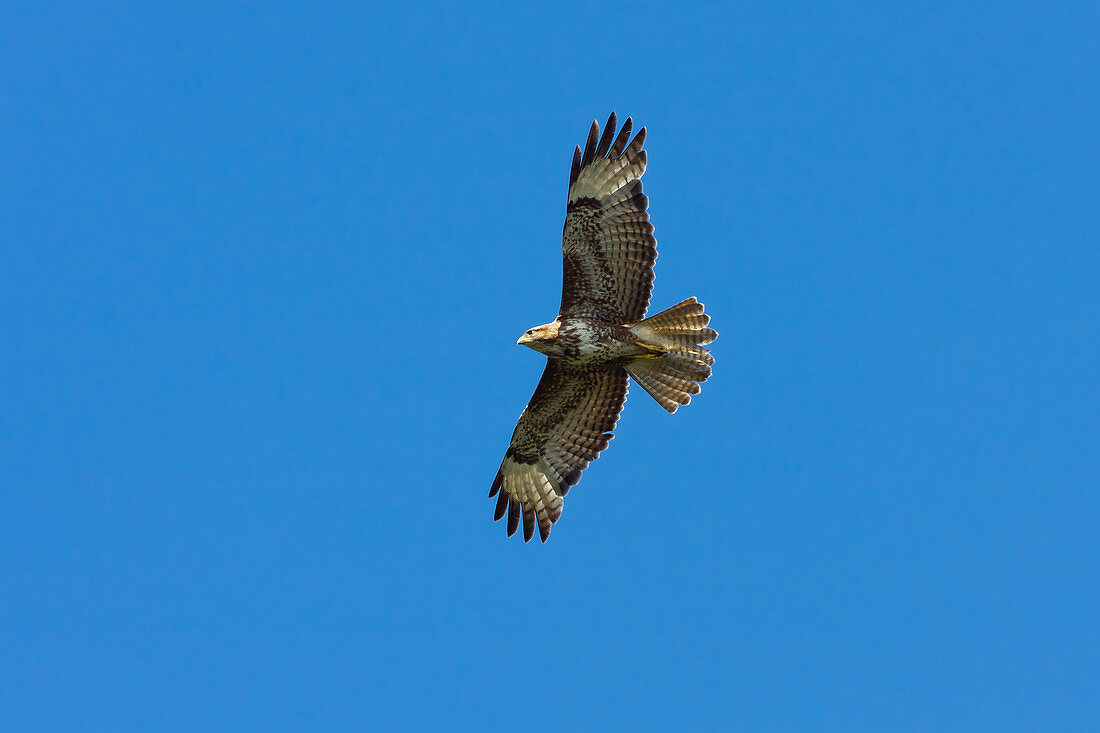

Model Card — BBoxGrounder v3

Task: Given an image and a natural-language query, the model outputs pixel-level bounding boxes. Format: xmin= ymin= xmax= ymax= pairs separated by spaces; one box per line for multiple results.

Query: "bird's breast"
xmin=549 ymin=319 xmax=636 ymax=365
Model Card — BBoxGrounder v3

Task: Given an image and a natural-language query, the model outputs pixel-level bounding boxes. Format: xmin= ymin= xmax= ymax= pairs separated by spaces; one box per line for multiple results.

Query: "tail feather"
xmin=627 ymin=298 xmax=717 ymax=413
xmin=631 ymin=297 xmax=717 ymax=347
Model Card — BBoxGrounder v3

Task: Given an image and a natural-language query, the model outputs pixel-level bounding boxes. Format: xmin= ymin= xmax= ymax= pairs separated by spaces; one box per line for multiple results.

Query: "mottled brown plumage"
xmin=490 ymin=113 xmax=717 ymax=542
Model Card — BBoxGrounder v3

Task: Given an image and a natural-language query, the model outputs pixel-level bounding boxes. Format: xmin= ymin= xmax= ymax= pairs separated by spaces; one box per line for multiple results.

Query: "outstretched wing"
xmin=490 ymin=362 xmax=628 ymax=542
xmin=560 ymin=112 xmax=657 ymax=324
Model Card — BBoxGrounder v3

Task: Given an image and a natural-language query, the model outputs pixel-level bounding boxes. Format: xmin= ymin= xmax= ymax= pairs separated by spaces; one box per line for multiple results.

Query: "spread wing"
xmin=560 ymin=112 xmax=657 ymax=323
xmin=489 ymin=362 xmax=628 ymax=542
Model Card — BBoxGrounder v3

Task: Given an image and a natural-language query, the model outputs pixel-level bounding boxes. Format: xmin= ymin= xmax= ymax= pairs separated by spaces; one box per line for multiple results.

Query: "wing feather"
xmin=594 ymin=111 xmax=617 ymax=159
xmin=580 ymin=119 xmax=599 ymax=167
xmin=609 ymin=117 xmax=632 ymax=158
xmin=560 ymin=112 xmax=656 ymax=323
xmin=490 ymin=362 xmax=628 ymax=542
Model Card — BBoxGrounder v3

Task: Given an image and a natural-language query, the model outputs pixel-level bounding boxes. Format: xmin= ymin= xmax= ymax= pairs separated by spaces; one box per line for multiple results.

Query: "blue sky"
xmin=2 ymin=2 xmax=1098 ymax=730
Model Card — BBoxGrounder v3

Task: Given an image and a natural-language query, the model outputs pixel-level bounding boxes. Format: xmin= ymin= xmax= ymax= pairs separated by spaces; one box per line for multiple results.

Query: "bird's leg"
xmin=633 ymin=341 xmax=668 ymax=359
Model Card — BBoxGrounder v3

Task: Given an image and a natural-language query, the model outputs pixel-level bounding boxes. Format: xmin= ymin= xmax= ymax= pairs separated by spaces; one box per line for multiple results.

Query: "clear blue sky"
xmin=3 ymin=2 xmax=1098 ymax=730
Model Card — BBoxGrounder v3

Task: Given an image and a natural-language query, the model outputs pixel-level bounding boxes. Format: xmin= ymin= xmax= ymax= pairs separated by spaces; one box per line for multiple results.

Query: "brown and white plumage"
xmin=489 ymin=363 xmax=627 ymax=542
xmin=561 ymin=114 xmax=656 ymax=323
xmin=490 ymin=113 xmax=717 ymax=542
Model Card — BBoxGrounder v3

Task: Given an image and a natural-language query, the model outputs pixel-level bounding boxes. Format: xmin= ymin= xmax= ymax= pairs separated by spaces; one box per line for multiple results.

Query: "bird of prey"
xmin=489 ymin=112 xmax=717 ymax=542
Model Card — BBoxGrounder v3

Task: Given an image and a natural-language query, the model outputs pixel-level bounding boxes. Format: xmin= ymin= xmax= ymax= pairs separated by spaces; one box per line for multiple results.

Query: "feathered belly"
xmin=551 ymin=319 xmax=641 ymax=365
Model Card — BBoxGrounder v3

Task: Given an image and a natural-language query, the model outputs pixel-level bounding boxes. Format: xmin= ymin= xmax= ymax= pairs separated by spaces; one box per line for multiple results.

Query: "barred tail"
xmin=627 ymin=297 xmax=717 ymax=413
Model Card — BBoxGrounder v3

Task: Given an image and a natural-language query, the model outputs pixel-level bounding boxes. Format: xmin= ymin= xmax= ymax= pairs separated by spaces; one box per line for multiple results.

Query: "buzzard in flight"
xmin=489 ymin=113 xmax=717 ymax=542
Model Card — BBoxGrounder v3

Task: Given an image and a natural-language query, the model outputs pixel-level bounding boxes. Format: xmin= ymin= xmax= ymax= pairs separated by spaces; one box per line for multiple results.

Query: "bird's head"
xmin=517 ymin=321 xmax=561 ymax=353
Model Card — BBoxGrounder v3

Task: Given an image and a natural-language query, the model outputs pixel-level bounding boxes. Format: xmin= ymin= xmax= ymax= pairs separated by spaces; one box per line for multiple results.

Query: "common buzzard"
xmin=489 ymin=113 xmax=717 ymax=542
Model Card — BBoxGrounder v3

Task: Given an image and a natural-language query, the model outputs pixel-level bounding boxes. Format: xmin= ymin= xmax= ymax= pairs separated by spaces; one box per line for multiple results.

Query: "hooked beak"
xmin=517 ymin=333 xmax=533 ymax=346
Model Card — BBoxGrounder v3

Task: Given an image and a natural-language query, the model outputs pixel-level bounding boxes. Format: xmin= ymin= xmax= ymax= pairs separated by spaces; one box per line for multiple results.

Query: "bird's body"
xmin=490 ymin=113 xmax=717 ymax=542
xmin=520 ymin=318 xmax=646 ymax=365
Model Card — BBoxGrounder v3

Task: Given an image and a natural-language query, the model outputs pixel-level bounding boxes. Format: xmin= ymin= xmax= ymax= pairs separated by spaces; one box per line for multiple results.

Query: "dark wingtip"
xmin=493 ymin=488 xmax=509 ymax=521
xmin=594 ymin=112 xmax=617 ymax=159
xmin=489 ymin=470 xmax=502 ymax=497
xmin=580 ymin=119 xmax=600 ymax=168
xmin=506 ymin=496 xmax=520 ymax=536
xmin=610 ymin=117 xmax=633 ymax=157
xmin=522 ymin=505 xmax=535 ymax=542
xmin=569 ymin=145 xmax=582 ymax=188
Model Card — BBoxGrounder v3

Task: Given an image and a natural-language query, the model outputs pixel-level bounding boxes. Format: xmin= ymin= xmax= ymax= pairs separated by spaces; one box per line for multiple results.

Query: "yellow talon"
xmin=634 ymin=341 xmax=667 ymax=358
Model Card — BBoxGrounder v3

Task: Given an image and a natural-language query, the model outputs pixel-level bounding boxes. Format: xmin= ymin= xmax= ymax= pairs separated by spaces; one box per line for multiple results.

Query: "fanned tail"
xmin=626 ymin=297 xmax=717 ymax=413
